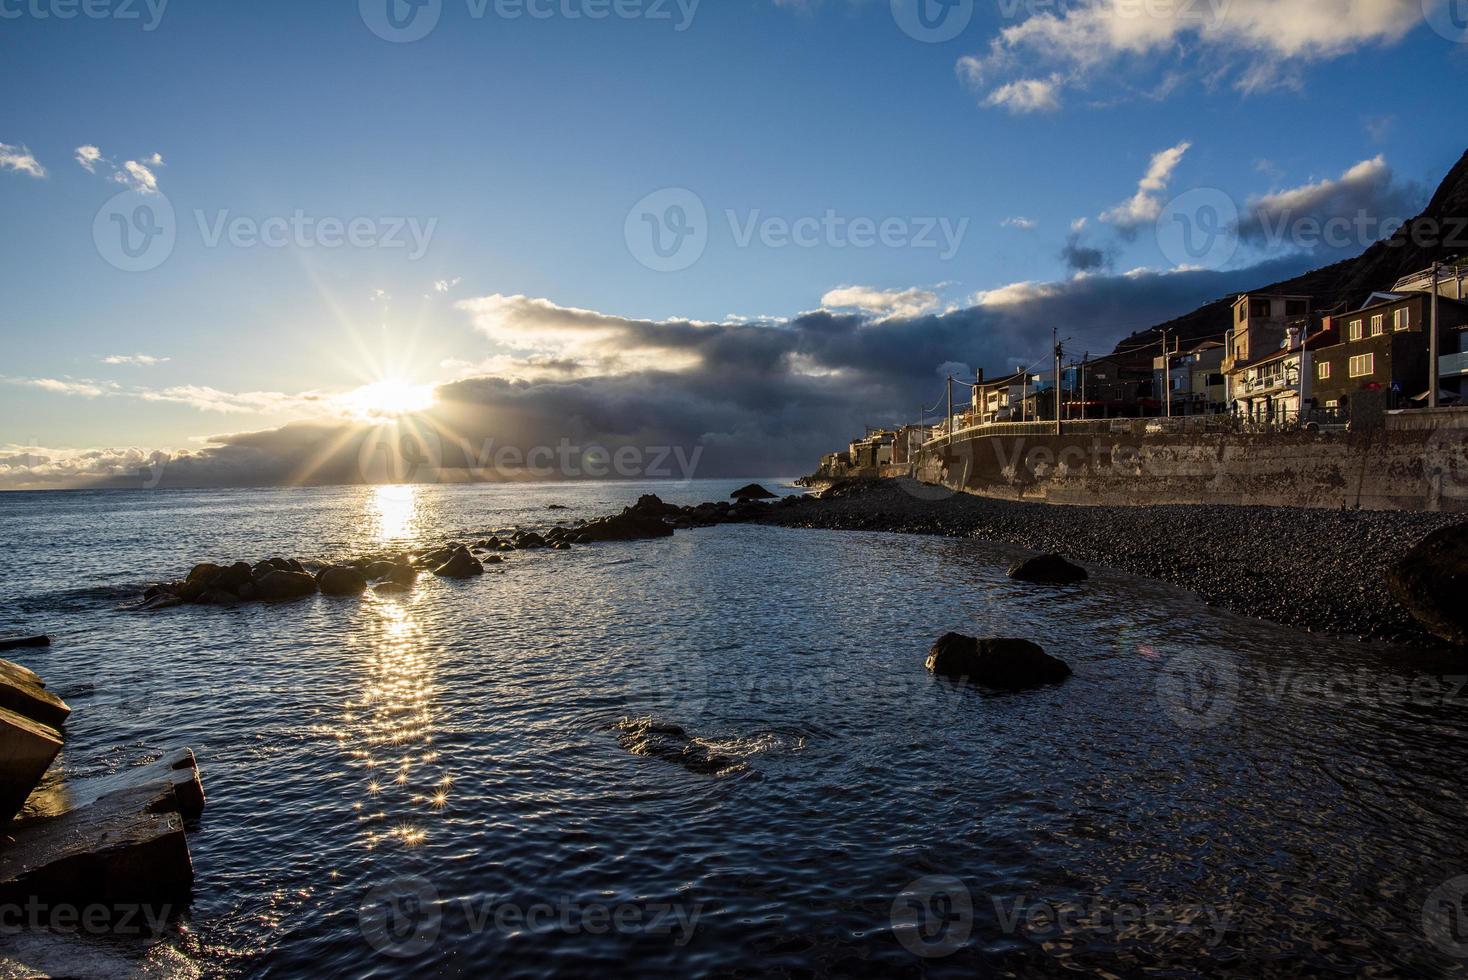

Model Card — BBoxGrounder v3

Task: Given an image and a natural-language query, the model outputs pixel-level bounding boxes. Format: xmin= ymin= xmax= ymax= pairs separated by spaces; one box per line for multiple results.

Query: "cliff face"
xmin=1117 ymin=149 xmax=1468 ymax=353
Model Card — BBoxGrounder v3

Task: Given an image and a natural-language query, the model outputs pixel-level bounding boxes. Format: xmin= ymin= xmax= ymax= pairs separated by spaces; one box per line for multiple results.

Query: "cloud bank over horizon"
xmin=0 ymin=252 xmax=1329 ymax=491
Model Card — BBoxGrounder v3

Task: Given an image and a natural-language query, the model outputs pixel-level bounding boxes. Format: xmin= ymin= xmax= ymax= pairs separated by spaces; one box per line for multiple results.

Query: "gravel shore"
xmin=754 ymin=478 xmax=1459 ymax=645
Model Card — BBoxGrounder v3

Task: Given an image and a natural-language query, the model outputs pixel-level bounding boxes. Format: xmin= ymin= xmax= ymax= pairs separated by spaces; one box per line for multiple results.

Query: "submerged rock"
xmin=255 ymin=570 xmax=318 ymax=602
xmin=925 ymin=633 xmax=1072 ymax=690
xmin=731 ymin=483 xmax=777 ymax=501
xmin=1388 ymin=524 xmax=1468 ymax=645
xmin=1008 ymin=553 xmax=1089 ymax=585
xmin=0 ymin=636 xmax=50 ymax=653
xmin=613 ymin=717 xmax=738 ymax=775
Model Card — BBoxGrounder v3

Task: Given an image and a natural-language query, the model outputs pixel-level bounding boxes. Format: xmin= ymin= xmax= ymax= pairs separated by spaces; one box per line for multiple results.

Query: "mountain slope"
xmin=1116 ymin=149 xmax=1468 ymax=355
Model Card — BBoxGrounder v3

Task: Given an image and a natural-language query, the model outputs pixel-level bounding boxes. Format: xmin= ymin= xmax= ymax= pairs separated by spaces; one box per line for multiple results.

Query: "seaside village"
xmin=830 ymin=260 xmax=1468 ymax=472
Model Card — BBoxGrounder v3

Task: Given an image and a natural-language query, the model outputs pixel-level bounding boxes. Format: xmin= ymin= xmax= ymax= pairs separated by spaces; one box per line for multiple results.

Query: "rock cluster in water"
xmin=132 ymin=492 xmax=801 ymax=610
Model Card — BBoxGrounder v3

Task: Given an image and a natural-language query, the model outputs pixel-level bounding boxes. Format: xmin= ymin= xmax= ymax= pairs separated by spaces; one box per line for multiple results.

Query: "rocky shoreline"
xmin=130 ymin=478 xmax=1459 ymax=647
xmin=758 ymin=478 xmax=1459 ymax=646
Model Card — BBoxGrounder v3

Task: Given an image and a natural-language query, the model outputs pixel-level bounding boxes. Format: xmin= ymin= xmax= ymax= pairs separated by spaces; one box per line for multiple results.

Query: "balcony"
xmin=1441 ymin=351 xmax=1468 ymax=379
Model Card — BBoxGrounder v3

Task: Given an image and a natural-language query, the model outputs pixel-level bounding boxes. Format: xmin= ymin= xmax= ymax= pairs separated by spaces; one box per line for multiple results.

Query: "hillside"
xmin=1117 ymin=149 xmax=1468 ymax=354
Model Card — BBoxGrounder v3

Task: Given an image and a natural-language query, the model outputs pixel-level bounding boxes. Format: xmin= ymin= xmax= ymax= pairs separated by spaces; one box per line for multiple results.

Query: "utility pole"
xmin=1431 ymin=261 xmax=1442 ymax=410
xmin=1053 ymin=325 xmax=1063 ymax=435
xmin=946 ymin=374 xmax=954 ymax=440
xmin=1081 ymin=352 xmax=1088 ymax=421
xmin=1161 ymin=327 xmax=1172 ymax=419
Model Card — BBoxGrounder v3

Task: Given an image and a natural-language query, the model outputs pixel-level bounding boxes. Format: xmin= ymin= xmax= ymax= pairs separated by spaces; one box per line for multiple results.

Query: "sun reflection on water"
xmin=371 ymin=484 xmax=421 ymax=543
xmin=338 ymin=599 xmax=449 ymax=851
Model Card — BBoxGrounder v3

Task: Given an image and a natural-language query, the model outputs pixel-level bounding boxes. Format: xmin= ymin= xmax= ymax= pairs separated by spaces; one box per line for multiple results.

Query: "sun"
xmin=341 ymin=379 xmax=437 ymax=421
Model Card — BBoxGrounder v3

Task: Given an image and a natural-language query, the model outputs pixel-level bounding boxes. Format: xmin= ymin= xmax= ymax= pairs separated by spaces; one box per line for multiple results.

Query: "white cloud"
xmin=75 ymin=145 xmax=104 ymax=173
xmin=76 ymin=145 xmax=165 ymax=193
xmin=115 ymin=159 xmax=160 ymax=193
xmin=434 ymin=277 xmax=462 ymax=293
xmin=0 ymin=143 xmax=46 ymax=179
xmin=982 ymin=77 xmax=1062 ymax=114
xmin=1002 ymin=216 xmax=1038 ymax=230
xmin=961 ymin=0 xmax=1423 ymax=108
xmin=102 ymin=354 xmax=171 ymax=366
xmin=1235 ymin=154 xmax=1423 ymax=250
xmin=454 ymin=293 xmax=710 ymax=376
xmin=23 ymin=378 xmax=111 ymax=398
xmin=820 ymin=285 xmax=942 ymax=319
xmin=970 ymin=280 xmax=1063 ymax=307
xmin=1100 ymin=140 xmax=1192 ymax=231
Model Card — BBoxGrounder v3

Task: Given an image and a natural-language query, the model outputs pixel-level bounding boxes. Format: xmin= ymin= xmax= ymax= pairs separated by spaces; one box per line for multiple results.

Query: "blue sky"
xmin=2 ymin=0 xmax=1467 ymax=485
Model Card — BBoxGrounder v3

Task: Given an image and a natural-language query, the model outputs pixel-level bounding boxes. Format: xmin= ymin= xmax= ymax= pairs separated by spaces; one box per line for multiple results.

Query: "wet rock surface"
xmin=925 ymin=633 xmax=1073 ymax=689
xmin=0 ymin=636 xmax=51 ymax=652
xmin=758 ymin=478 xmax=1461 ymax=645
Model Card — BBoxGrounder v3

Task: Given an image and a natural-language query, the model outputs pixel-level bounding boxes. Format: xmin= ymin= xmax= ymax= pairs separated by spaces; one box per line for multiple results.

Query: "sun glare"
xmin=341 ymin=380 xmax=436 ymax=421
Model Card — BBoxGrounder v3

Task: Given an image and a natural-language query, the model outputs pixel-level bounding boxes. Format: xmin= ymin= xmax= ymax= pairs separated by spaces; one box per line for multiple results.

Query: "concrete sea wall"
xmin=912 ymin=413 xmax=1468 ymax=512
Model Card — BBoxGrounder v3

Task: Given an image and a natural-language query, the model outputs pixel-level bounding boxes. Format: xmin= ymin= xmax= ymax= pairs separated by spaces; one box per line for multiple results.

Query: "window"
xmin=1371 ymin=314 xmax=1384 ymax=337
xmin=1326 ymin=400 xmax=1339 ymax=409
xmin=1349 ymin=319 xmax=1364 ymax=341
xmin=1394 ymin=308 xmax=1410 ymax=331
xmin=1251 ymin=301 xmax=1272 ymax=318
xmin=1286 ymin=300 xmax=1309 ymax=316
xmin=1349 ymin=353 xmax=1376 ymax=378
xmin=1318 ymin=361 xmax=1331 ymax=380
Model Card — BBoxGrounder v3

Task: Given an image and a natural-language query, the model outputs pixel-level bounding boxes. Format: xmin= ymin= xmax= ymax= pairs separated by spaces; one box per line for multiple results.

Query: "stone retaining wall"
xmin=914 ymin=424 xmax=1468 ymax=512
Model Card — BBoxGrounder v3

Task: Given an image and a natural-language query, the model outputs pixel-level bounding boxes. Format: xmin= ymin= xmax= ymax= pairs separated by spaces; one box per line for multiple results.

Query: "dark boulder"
xmin=185 ymin=563 xmax=225 ymax=587
xmin=1008 ymin=553 xmax=1089 ymax=585
xmin=631 ymin=494 xmax=682 ymax=518
xmin=1388 ymin=524 xmax=1468 ymax=645
xmin=255 ymin=570 xmax=318 ymax=602
xmin=731 ymin=483 xmax=777 ymax=501
xmin=318 ymin=566 xmax=368 ymax=597
xmin=613 ymin=717 xmax=738 ymax=775
xmin=433 ymin=549 xmax=485 ymax=579
xmin=925 ymin=633 xmax=1072 ymax=690
xmin=212 ymin=562 xmax=254 ymax=594
xmin=365 ymin=561 xmax=416 ymax=586
xmin=513 ymin=532 xmax=548 ymax=550
xmin=580 ymin=510 xmax=675 ymax=542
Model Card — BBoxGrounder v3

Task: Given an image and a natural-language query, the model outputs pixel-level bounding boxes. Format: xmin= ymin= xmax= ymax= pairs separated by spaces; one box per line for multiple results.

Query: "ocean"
xmin=2 ymin=480 xmax=1466 ymax=977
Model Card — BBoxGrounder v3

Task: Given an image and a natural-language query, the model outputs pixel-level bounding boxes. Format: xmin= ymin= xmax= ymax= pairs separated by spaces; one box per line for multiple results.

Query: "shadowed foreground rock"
xmin=1387 ymin=523 xmax=1468 ymax=645
xmin=0 ymin=649 xmax=208 ymax=918
xmin=0 ymin=658 xmax=70 ymax=731
xmin=0 ymin=765 xmax=200 ymax=910
xmin=0 ymin=707 xmax=62 ymax=827
xmin=1008 ymin=553 xmax=1089 ymax=585
xmin=255 ymin=570 xmax=318 ymax=602
xmin=925 ymin=633 xmax=1073 ymax=690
